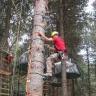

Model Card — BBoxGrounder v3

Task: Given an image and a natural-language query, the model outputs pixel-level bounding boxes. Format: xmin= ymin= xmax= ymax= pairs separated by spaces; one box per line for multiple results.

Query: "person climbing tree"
xmin=39 ymin=31 xmax=68 ymax=76
xmin=6 ymin=53 xmax=14 ymax=63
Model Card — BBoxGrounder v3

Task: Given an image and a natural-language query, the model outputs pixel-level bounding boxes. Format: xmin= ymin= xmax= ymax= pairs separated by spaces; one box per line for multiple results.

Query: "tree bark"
xmin=11 ymin=1 xmax=22 ymax=95
xmin=26 ymin=0 xmax=47 ymax=96
xmin=59 ymin=0 xmax=67 ymax=96
xmin=86 ymin=47 xmax=91 ymax=96
xmin=3 ymin=0 xmax=12 ymax=50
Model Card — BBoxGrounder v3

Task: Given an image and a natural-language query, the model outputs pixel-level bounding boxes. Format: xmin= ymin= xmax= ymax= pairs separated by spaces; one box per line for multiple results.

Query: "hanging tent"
xmin=17 ymin=51 xmax=81 ymax=79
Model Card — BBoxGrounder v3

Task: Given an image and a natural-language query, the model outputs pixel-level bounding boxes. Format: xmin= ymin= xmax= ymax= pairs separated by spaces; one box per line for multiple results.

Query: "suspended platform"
xmin=54 ymin=63 xmax=81 ymax=79
xmin=17 ymin=51 xmax=81 ymax=88
xmin=17 ymin=61 xmax=80 ymax=79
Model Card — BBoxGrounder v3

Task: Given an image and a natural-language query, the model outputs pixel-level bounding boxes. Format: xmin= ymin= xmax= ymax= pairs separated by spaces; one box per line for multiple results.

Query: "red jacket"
xmin=52 ymin=36 xmax=67 ymax=51
xmin=6 ymin=56 xmax=13 ymax=62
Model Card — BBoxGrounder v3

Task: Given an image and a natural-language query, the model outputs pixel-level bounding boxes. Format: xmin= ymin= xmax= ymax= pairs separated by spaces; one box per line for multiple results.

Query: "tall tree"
xmin=0 ymin=0 xmax=12 ymax=50
xmin=59 ymin=0 xmax=67 ymax=96
xmin=26 ymin=0 xmax=47 ymax=96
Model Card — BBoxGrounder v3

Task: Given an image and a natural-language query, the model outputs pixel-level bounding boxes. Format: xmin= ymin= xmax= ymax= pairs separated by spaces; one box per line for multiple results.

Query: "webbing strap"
xmin=25 ymin=41 xmax=32 ymax=96
xmin=35 ymin=1 xmax=47 ymax=6
xmin=26 ymin=92 xmax=41 ymax=96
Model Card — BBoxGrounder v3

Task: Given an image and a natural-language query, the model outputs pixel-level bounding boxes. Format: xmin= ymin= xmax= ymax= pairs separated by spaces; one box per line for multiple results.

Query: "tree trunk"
xmin=59 ymin=0 xmax=67 ymax=96
xmin=0 ymin=0 xmax=12 ymax=95
xmin=61 ymin=59 xmax=67 ymax=96
xmin=26 ymin=0 xmax=47 ymax=96
xmin=67 ymin=80 xmax=72 ymax=96
xmin=11 ymin=1 xmax=22 ymax=95
xmin=86 ymin=47 xmax=91 ymax=96
xmin=3 ymin=0 xmax=12 ymax=50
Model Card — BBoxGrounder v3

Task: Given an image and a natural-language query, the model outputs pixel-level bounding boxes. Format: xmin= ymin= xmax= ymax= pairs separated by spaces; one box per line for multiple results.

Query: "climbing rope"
xmin=25 ymin=37 xmax=32 ymax=96
xmin=25 ymin=34 xmax=42 ymax=96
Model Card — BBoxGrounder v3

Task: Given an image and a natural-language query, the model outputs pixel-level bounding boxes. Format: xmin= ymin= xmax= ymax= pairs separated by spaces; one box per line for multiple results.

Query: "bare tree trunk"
xmin=67 ymin=80 xmax=72 ymax=96
xmin=61 ymin=59 xmax=67 ymax=96
xmin=0 ymin=0 xmax=12 ymax=95
xmin=59 ymin=0 xmax=64 ymax=40
xmin=26 ymin=0 xmax=47 ymax=96
xmin=11 ymin=1 xmax=22 ymax=96
xmin=0 ymin=0 xmax=12 ymax=50
xmin=59 ymin=0 xmax=67 ymax=96
xmin=86 ymin=47 xmax=91 ymax=96
xmin=72 ymin=79 xmax=75 ymax=96
xmin=2 ymin=0 xmax=12 ymax=50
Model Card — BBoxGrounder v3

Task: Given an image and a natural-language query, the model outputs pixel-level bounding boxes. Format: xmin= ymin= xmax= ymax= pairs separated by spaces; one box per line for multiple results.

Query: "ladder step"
xmin=2 ymin=82 xmax=9 ymax=85
xmin=0 ymin=93 xmax=10 ymax=95
xmin=0 ymin=88 xmax=10 ymax=90
xmin=0 ymin=69 xmax=11 ymax=75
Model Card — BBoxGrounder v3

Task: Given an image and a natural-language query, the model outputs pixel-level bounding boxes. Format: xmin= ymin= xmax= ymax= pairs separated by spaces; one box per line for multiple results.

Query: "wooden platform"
xmin=0 ymin=69 xmax=11 ymax=75
xmin=0 ymin=93 xmax=10 ymax=96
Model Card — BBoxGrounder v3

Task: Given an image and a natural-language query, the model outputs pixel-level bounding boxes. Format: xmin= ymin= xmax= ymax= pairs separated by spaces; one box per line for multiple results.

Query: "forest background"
xmin=0 ymin=0 xmax=96 ymax=96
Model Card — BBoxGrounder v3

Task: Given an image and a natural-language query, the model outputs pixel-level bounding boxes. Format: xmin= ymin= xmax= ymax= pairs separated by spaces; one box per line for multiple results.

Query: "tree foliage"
xmin=1 ymin=0 xmax=96 ymax=95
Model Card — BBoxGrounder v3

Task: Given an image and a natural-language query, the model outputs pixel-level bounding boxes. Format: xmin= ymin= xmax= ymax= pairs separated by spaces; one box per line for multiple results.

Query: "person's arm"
xmin=39 ymin=32 xmax=52 ymax=41
xmin=46 ymin=44 xmax=56 ymax=51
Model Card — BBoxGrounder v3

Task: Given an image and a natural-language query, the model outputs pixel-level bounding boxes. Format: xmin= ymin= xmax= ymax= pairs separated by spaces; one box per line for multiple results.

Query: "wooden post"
xmin=26 ymin=0 xmax=47 ymax=96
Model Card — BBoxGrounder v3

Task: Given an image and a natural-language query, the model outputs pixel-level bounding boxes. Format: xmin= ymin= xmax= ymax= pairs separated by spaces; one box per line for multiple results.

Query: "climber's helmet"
xmin=51 ymin=31 xmax=59 ymax=37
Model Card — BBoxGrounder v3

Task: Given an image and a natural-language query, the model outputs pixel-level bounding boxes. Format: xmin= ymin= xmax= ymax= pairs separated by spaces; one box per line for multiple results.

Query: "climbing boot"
xmin=43 ymin=72 xmax=52 ymax=76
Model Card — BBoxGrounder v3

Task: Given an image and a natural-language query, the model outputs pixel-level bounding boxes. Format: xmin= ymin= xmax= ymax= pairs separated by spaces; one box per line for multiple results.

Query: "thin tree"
xmin=86 ymin=46 xmax=91 ymax=96
xmin=11 ymin=1 xmax=23 ymax=95
xmin=59 ymin=0 xmax=67 ymax=96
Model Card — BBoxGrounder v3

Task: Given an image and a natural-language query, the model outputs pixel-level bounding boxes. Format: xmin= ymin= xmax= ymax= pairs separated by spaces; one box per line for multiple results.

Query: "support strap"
xmin=26 ymin=92 xmax=41 ymax=96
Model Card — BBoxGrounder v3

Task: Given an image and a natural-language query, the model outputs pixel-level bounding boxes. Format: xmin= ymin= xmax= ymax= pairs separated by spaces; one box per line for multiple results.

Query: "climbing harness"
xmin=57 ymin=50 xmax=67 ymax=60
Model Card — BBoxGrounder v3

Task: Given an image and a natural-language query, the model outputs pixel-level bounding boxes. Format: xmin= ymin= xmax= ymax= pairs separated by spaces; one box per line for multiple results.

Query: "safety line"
xmin=62 ymin=83 xmax=67 ymax=87
xmin=35 ymin=1 xmax=47 ymax=6
xmin=32 ymin=32 xmax=39 ymax=34
xmin=25 ymin=40 xmax=32 ymax=96
xmin=26 ymin=92 xmax=41 ymax=96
